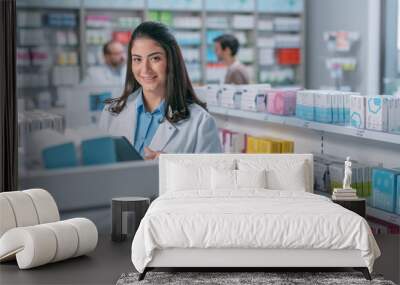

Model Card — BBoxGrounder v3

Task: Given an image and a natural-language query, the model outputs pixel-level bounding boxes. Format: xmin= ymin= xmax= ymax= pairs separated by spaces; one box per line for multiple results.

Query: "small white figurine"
xmin=342 ymin=156 xmax=352 ymax=189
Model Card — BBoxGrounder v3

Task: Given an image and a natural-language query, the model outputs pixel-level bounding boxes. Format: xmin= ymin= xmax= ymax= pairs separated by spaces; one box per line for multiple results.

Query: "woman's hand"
xmin=144 ymin=147 xmax=164 ymax=160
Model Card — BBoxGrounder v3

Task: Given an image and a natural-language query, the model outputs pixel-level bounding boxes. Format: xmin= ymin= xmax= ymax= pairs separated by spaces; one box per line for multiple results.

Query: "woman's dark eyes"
xmin=150 ymin=56 xmax=161 ymax=62
xmin=132 ymin=56 xmax=161 ymax=63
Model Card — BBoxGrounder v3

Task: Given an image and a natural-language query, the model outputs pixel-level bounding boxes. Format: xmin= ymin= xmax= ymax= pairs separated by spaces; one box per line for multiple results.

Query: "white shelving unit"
xmin=82 ymin=0 xmax=145 ymax=74
xmin=256 ymin=0 xmax=305 ymax=86
xmin=16 ymin=2 xmax=81 ymax=109
xmin=209 ymin=106 xmax=400 ymax=145
xmin=211 ymin=104 xmax=400 ymax=227
xmin=204 ymin=0 xmax=257 ymax=83
xmin=17 ymin=0 xmax=305 ymax=103
xmin=147 ymin=0 xmax=203 ymax=83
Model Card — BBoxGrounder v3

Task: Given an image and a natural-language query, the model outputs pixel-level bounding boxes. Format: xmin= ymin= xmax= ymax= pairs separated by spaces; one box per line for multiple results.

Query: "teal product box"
xmin=337 ymin=93 xmax=345 ymax=124
xmin=371 ymin=168 xmax=399 ymax=213
xmin=81 ymin=136 xmax=142 ymax=166
xmin=331 ymin=93 xmax=339 ymax=124
xmin=314 ymin=92 xmax=333 ymax=123
xmin=350 ymin=95 xmax=366 ymax=129
xmin=42 ymin=143 xmax=77 ymax=169
xmin=344 ymin=93 xmax=351 ymax=125
xmin=366 ymin=96 xmax=389 ymax=132
xmin=296 ymin=90 xmax=315 ymax=121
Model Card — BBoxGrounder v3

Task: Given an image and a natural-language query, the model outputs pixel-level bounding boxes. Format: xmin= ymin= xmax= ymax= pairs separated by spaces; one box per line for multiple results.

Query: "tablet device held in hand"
xmin=81 ymin=136 xmax=143 ymax=165
xmin=116 ymin=136 xmax=143 ymax=161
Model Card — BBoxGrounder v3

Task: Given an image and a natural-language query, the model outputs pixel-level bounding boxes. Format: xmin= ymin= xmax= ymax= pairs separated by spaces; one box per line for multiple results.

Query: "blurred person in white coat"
xmin=84 ymin=40 xmax=126 ymax=86
xmin=99 ymin=22 xmax=222 ymax=159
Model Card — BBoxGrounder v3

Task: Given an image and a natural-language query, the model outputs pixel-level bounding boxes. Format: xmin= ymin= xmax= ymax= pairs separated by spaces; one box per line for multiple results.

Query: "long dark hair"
xmin=104 ymin=21 xmax=206 ymax=123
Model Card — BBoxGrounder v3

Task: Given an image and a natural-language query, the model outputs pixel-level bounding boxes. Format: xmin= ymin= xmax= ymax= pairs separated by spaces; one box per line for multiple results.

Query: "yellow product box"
xmin=246 ymin=136 xmax=281 ymax=153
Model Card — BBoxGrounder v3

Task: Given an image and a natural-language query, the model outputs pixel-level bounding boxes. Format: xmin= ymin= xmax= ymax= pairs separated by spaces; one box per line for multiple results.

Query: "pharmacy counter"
xmin=19 ymin=160 xmax=159 ymax=233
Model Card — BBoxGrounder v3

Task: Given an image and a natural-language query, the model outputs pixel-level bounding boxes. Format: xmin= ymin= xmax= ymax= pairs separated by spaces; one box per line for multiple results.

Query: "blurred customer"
xmin=213 ymin=34 xmax=250 ymax=85
xmin=84 ymin=40 xmax=126 ymax=85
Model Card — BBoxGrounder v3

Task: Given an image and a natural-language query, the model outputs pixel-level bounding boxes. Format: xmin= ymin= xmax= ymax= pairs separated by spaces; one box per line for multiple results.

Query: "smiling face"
xmin=131 ymin=37 xmax=168 ymax=96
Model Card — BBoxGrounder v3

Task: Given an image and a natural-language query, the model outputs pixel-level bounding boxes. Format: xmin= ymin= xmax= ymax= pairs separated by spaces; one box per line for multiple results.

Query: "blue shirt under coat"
xmin=134 ymin=93 xmax=165 ymax=157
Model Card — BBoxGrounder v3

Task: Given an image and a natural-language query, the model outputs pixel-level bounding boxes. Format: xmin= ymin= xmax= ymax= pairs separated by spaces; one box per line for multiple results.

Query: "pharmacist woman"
xmin=99 ymin=21 xmax=222 ymax=159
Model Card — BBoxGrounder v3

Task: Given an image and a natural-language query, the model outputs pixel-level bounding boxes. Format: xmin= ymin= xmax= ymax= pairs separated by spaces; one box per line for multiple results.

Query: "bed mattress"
xmin=131 ymin=190 xmax=380 ymax=273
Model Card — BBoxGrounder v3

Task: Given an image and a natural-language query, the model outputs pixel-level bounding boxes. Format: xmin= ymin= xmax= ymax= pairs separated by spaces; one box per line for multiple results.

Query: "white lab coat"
xmin=83 ymin=65 xmax=126 ymax=87
xmin=99 ymin=88 xmax=222 ymax=154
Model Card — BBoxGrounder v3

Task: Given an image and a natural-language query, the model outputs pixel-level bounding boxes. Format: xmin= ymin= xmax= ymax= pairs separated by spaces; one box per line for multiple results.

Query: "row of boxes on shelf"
xmin=19 ymin=29 xmax=78 ymax=47
xmin=18 ymin=66 xmax=80 ymax=88
xmin=17 ymin=48 xmax=78 ymax=66
xmin=198 ymin=84 xmax=299 ymax=115
xmin=297 ymin=91 xmax=400 ymax=133
xmin=314 ymin=152 xmax=400 ymax=216
xmin=86 ymin=30 xmax=132 ymax=46
xmin=146 ymin=0 xmax=303 ymax=12
xmin=257 ymin=17 xmax=301 ymax=32
xmin=206 ymin=30 xmax=249 ymax=46
xmin=369 ymin=167 xmax=400 ymax=215
xmin=25 ymin=127 xmax=140 ymax=170
xmin=86 ymin=15 xmax=141 ymax=29
xmin=18 ymin=109 xmax=64 ymax=147
xmin=86 ymin=29 xmax=112 ymax=45
xmin=219 ymin=129 xmax=294 ymax=154
xmin=259 ymin=68 xmax=295 ymax=86
xmin=203 ymin=85 xmax=400 ymax=134
xmin=18 ymin=11 xmax=77 ymax=28
xmin=259 ymin=48 xmax=301 ymax=66
xmin=257 ymin=34 xmax=301 ymax=49
xmin=296 ymin=90 xmax=356 ymax=124
xmin=350 ymin=95 xmax=400 ymax=133
xmin=313 ymin=153 xmax=372 ymax=198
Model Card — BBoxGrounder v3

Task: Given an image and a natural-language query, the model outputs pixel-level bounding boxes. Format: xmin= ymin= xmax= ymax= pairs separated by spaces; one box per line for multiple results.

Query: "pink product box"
xmin=86 ymin=15 xmax=111 ymax=21
xmin=267 ymin=90 xmax=297 ymax=115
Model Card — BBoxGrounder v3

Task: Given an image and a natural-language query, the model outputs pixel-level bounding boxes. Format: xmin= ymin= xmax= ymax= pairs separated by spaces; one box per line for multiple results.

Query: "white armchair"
xmin=0 ymin=189 xmax=98 ymax=269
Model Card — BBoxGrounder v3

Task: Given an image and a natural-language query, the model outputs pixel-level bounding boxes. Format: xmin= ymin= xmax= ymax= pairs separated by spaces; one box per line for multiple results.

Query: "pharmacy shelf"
xmin=367 ymin=206 xmax=400 ymax=226
xmin=209 ymin=106 xmax=400 ymax=145
xmin=17 ymin=0 xmax=81 ymax=9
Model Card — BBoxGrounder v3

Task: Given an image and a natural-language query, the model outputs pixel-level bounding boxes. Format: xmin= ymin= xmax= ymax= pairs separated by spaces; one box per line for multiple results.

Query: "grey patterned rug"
xmin=116 ymin=271 xmax=396 ymax=285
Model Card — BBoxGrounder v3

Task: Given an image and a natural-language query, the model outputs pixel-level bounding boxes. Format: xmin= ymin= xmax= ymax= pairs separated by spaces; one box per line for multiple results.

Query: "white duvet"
xmin=131 ymin=190 xmax=380 ymax=273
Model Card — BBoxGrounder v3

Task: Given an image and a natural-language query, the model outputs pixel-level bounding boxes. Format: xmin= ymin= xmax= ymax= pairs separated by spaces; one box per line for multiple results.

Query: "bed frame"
xmin=138 ymin=154 xmax=371 ymax=281
xmin=140 ymin=248 xmax=371 ymax=280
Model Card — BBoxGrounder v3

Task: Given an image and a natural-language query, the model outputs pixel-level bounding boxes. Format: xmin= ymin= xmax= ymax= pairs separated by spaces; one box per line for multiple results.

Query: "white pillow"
xmin=166 ymin=160 xmax=235 ymax=192
xmin=238 ymin=159 xmax=308 ymax=191
xmin=211 ymin=169 xmax=267 ymax=190
xmin=237 ymin=169 xmax=267 ymax=189
xmin=211 ymin=168 xmax=236 ymax=190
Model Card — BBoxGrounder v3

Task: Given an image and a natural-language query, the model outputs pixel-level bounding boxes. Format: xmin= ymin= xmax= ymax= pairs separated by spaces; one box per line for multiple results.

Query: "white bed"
xmin=131 ymin=154 xmax=380 ymax=280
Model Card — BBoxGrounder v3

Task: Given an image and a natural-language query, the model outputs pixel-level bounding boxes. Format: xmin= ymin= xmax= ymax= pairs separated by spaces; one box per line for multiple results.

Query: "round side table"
xmin=111 ymin=197 xmax=150 ymax=242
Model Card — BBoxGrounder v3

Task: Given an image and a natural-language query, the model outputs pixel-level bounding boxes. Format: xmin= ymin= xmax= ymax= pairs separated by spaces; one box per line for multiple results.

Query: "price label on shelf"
xmin=355 ymin=130 xmax=365 ymax=137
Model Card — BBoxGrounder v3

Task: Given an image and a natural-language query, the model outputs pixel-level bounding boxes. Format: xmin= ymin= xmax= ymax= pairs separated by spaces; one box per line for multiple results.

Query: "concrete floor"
xmin=0 ymin=236 xmax=133 ymax=285
xmin=373 ymin=234 xmax=400 ymax=284
xmin=1 ymin=234 xmax=399 ymax=285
